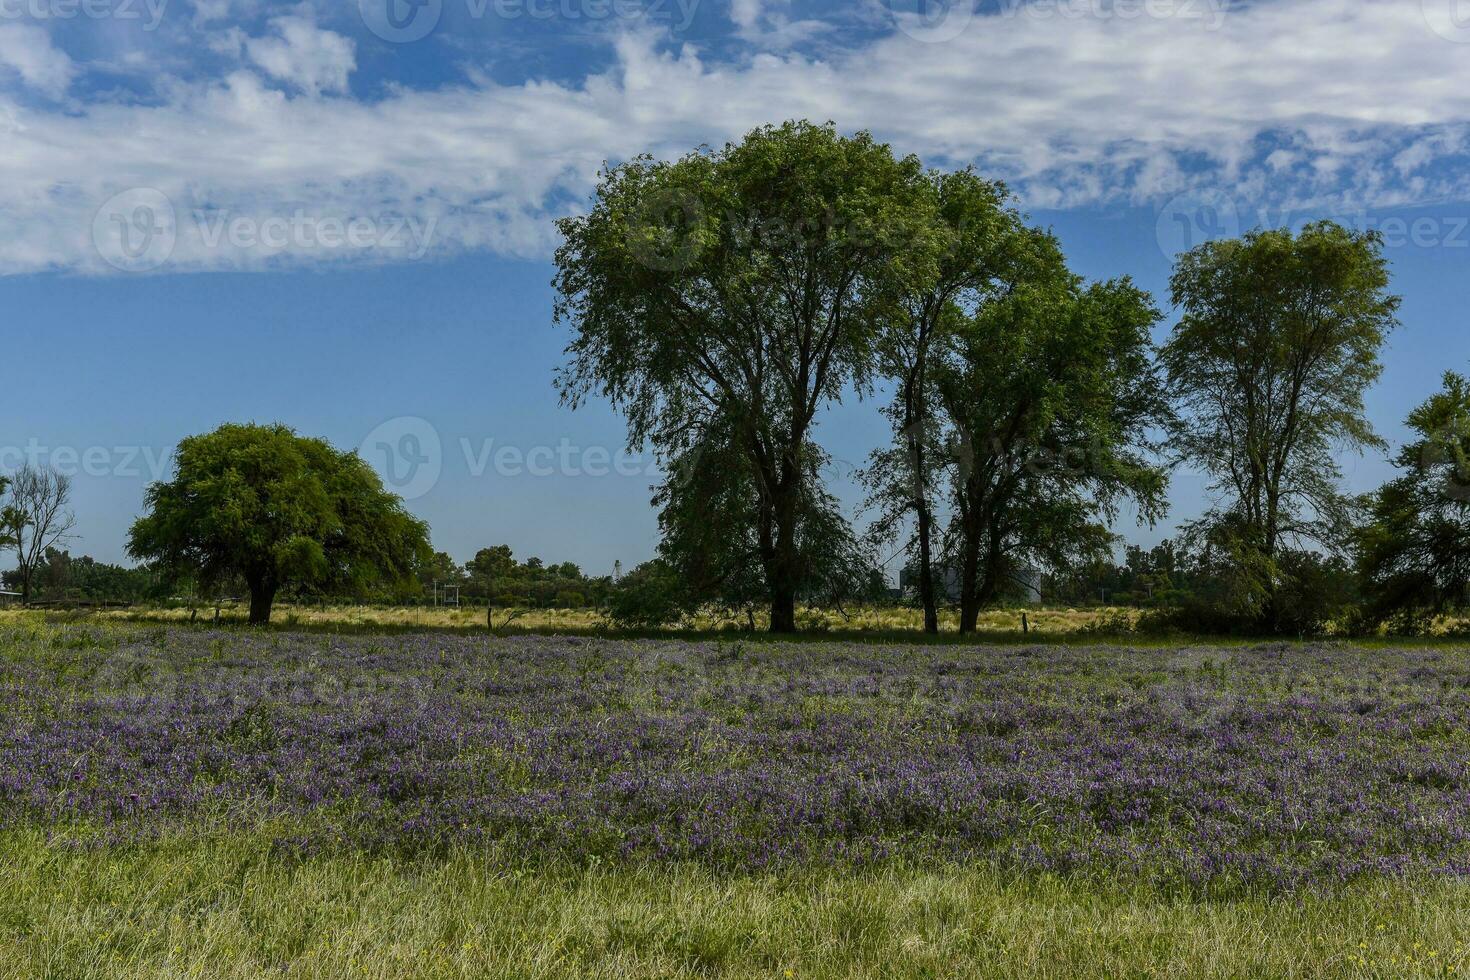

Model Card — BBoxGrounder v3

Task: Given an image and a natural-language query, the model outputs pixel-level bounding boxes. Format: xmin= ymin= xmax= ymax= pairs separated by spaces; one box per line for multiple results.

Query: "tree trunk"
xmin=757 ymin=447 xmax=805 ymax=635
xmin=900 ymin=358 xmax=939 ymax=636
xmin=768 ymin=496 xmax=800 ymax=634
xmin=247 ymin=578 xmax=277 ymax=625
xmin=958 ymin=511 xmax=1008 ymax=634
xmin=957 ymin=534 xmax=982 ymax=634
xmin=915 ymin=497 xmax=939 ymax=634
xmin=16 ymin=554 xmax=34 ymax=605
xmin=769 ymin=589 xmax=797 ymax=634
xmin=1261 ymin=506 xmax=1281 ymax=634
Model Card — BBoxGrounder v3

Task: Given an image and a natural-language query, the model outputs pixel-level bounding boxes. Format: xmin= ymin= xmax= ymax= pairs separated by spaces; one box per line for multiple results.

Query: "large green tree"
xmin=1161 ymin=222 xmax=1399 ymax=632
xmin=936 ymin=268 xmax=1169 ymax=632
xmin=554 ymin=122 xmax=938 ymax=632
xmin=862 ymin=170 xmax=1034 ymax=633
xmin=129 ymin=423 xmax=431 ymax=624
xmin=1358 ymin=369 xmax=1470 ymax=630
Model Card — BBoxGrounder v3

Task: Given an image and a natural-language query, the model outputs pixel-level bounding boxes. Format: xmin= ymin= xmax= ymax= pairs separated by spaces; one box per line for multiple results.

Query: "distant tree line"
xmin=1 ymin=549 xmax=164 ymax=605
xmin=416 ymin=545 xmax=613 ymax=609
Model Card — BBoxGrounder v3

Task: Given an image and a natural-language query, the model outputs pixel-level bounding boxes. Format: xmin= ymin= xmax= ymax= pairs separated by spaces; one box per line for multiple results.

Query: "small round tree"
xmin=129 ymin=423 xmax=432 ymax=624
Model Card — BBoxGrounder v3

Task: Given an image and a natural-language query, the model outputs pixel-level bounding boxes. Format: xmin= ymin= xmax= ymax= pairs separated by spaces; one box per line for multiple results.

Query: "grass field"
xmin=3 ymin=620 xmax=1470 ymax=977
xmin=7 ymin=833 xmax=1470 ymax=978
xmin=27 ymin=601 xmax=1130 ymax=636
xmin=13 ymin=602 xmax=1467 ymax=642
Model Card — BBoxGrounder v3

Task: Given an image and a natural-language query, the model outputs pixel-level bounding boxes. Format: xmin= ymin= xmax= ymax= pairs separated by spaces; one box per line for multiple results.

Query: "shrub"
xmin=606 ymin=561 xmax=690 ymax=629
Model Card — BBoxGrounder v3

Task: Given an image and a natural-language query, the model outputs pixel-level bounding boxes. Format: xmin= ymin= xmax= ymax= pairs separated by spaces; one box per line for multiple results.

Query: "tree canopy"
xmin=129 ymin=423 xmax=431 ymax=624
xmin=1358 ymin=369 xmax=1470 ymax=630
xmin=1161 ymin=221 xmax=1399 ymax=632
xmin=554 ymin=121 xmax=939 ymax=632
xmin=862 ymin=169 xmax=1037 ymax=633
xmin=936 ymin=270 xmax=1170 ymax=631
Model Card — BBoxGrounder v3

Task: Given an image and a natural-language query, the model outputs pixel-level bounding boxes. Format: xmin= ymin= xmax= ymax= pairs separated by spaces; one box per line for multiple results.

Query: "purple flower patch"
xmin=3 ymin=627 xmax=1468 ymax=891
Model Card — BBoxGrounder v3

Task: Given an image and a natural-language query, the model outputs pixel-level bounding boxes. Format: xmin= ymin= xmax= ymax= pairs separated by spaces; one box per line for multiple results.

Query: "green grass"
xmin=2 ymin=830 xmax=1469 ymax=978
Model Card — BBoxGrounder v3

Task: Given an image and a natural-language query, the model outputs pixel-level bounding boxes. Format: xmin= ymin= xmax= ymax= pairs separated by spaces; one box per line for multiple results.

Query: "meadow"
xmin=58 ymin=601 xmax=1129 ymax=636
xmin=28 ymin=601 xmax=1469 ymax=640
xmin=4 ymin=620 xmax=1470 ymax=977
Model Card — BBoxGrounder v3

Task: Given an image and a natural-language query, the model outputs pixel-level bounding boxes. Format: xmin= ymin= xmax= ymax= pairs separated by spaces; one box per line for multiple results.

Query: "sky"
xmin=2 ymin=0 xmax=1470 ymax=575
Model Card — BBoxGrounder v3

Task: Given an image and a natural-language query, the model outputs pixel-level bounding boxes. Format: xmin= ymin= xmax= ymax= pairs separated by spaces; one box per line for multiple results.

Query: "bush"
xmin=1139 ymin=549 xmax=1359 ymax=637
xmin=606 ymin=561 xmax=691 ymax=629
xmin=1271 ymin=551 xmax=1360 ymax=636
xmin=1078 ymin=609 xmax=1136 ymax=636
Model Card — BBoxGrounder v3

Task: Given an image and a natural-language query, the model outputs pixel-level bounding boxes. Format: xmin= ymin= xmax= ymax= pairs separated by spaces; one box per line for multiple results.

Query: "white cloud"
xmin=3 ymin=0 xmax=1470 ymax=273
xmin=727 ymin=0 xmax=827 ymax=48
xmin=730 ymin=0 xmax=765 ymax=28
xmin=0 ymin=24 xmax=75 ymax=97
xmin=244 ymin=15 xmax=356 ymax=96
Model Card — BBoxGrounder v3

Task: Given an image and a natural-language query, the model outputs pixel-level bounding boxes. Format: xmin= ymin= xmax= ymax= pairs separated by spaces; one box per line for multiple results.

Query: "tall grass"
xmin=3 ymin=830 xmax=1468 ymax=979
xmin=1 ymin=602 xmax=1131 ymax=635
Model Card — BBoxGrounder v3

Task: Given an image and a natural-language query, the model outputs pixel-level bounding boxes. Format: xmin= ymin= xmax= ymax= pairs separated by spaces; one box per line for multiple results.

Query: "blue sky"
xmin=3 ymin=0 xmax=1470 ymax=574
